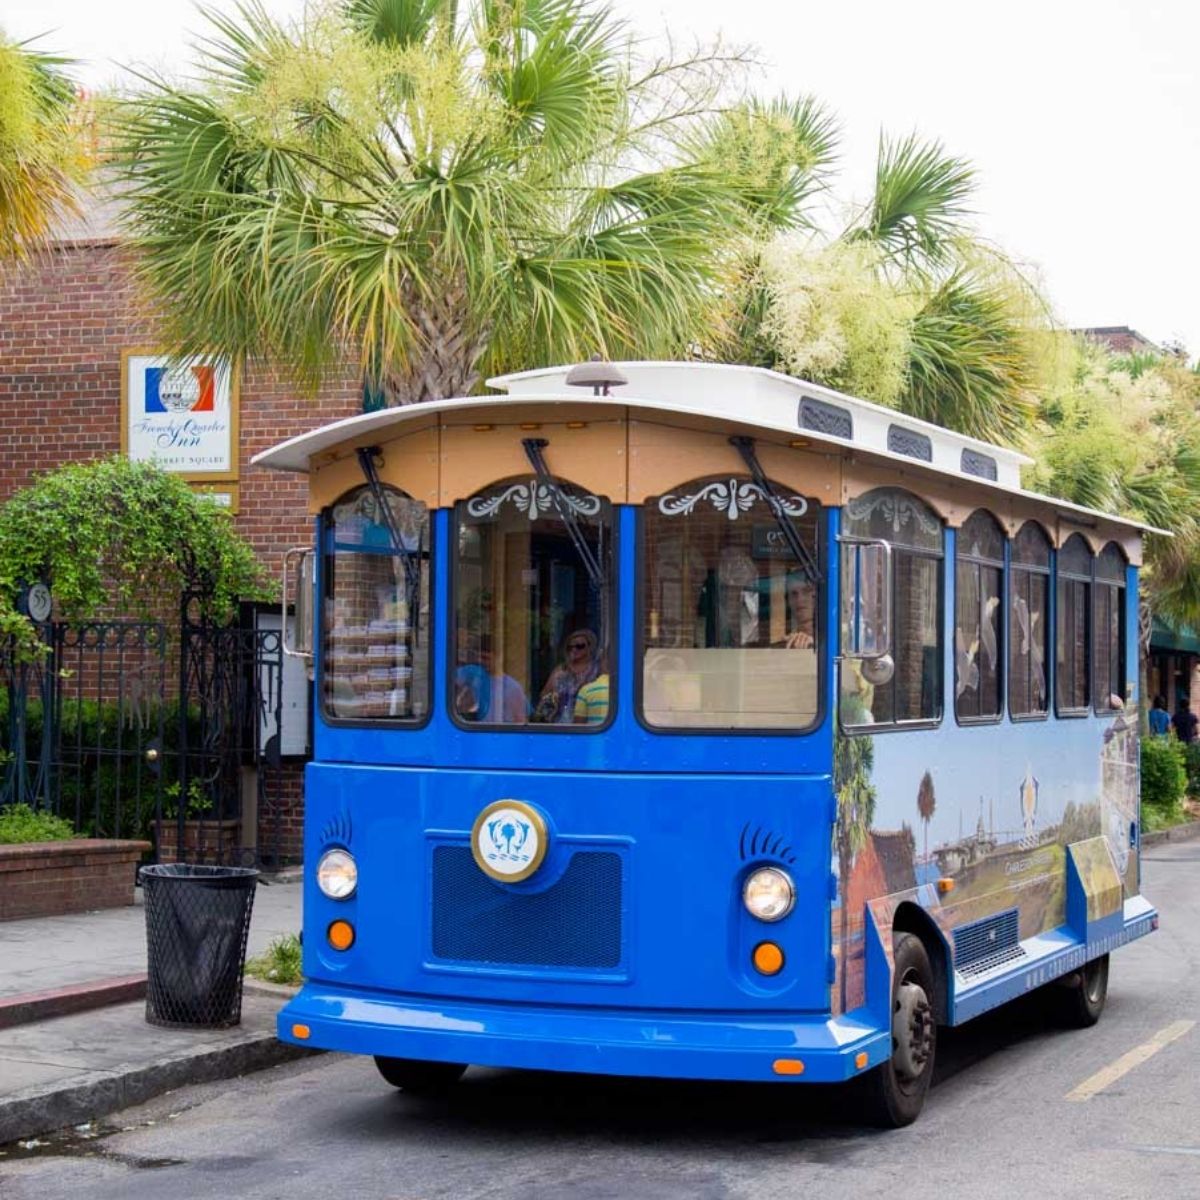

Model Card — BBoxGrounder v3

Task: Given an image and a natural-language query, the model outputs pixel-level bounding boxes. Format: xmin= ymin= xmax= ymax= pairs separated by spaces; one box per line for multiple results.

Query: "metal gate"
xmin=1 ymin=607 xmax=286 ymax=867
xmin=1 ymin=621 xmax=166 ymax=843
xmin=174 ymin=594 xmax=284 ymax=867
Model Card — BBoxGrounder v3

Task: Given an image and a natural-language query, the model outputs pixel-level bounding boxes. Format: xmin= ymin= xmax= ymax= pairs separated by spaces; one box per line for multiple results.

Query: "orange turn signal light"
xmin=752 ymin=941 xmax=785 ymax=976
xmin=291 ymin=1023 xmax=311 ymax=1040
xmin=773 ymin=1058 xmax=805 ymax=1075
xmin=937 ymin=877 xmax=955 ymax=894
xmin=855 ymin=1051 xmax=869 ymax=1070
xmin=327 ymin=920 xmax=355 ymax=951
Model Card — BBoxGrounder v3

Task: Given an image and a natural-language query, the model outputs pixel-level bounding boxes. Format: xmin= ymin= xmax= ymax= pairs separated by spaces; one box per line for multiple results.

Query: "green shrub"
xmin=1141 ymin=735 xmax=1187 ymax=829
xmin=0 ymin=803 xmax=78 ymax=844
xmin=244 ymin=934 xmax=303 ymax=986
xmin=1182 ymin=740 xmax=1200 ymax=797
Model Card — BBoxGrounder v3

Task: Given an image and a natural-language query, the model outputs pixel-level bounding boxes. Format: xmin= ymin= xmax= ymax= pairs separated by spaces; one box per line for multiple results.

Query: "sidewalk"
xmin=0 ymin=875 xmax=311 ymax=1144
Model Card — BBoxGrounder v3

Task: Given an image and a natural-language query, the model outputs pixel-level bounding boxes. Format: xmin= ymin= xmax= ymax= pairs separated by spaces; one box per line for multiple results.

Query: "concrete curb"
xmin=0 ymin=976 xmax=147 ymax=1031
xmin=1142 ymin=818 xmax=1200 ymax=847
xmin=0 ymin=1026 xmax=318 ymax=1146
xmin=242 ymin=979 xmax=301 ymax=999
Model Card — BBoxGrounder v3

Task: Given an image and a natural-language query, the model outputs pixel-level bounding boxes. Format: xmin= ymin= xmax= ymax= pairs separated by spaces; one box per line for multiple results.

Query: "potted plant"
xmin=156 ymin=779 xmax=241 ymax=863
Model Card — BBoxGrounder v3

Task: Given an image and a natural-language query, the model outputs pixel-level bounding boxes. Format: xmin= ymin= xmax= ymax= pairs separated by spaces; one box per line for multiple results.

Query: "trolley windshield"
xmin=451 ymin=477 xmax=614 ymax=729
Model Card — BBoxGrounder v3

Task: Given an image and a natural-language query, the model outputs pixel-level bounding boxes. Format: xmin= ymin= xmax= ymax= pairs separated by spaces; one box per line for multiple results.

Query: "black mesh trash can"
xmin=141 ymin=864 xmax=259 ymax=1029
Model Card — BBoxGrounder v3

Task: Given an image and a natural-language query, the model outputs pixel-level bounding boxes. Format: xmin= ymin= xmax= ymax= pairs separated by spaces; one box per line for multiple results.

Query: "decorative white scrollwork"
xmin=658 ymin=479 xmax=808 ymax=521
xmin=845 ymin=491 xmax=941 ymax=540
xmin=466 ymin=479 xmax=602 ymax=520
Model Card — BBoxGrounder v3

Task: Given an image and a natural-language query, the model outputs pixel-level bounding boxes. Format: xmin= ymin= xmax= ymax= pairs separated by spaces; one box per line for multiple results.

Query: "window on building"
xmin=955 ymin=510 xmax=1005 ymax=722
xmin=1056 ymin=533 xmax=1093 ymax=715
xmin=640 ymin=474 xmax=821 ymax=730
xmin=840 ymin=488 xmax=943 ymax=728
xmin=452 ymin=476 xmax=614 ymax=729
xmin=1008 ymin=521 xmax=1051 ymax=718
xmin=1093 ymin=543 xmax=1128 ymax=712
xmin=321 ymin=485 xmax=430 ymax=722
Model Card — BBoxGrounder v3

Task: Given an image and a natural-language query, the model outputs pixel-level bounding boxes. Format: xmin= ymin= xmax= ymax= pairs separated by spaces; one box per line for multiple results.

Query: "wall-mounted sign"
xmin=120 ymin=350 xmax=240 ymax=482
xmin=191 ymin=484 xmax=240 ymax=513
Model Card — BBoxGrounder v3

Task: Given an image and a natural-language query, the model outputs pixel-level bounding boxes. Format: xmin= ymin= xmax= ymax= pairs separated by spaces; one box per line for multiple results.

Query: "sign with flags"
xmin=121 ymin=351 xmax=239 ymax=480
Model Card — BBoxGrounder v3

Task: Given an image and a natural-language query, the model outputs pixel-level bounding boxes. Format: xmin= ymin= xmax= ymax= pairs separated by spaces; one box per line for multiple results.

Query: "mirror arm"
xmin=355 ymin=446 xmax=423 ymax=646
xmin=521 ymin=438 xmax=606 ymax=590
xmin=729 ymin=436 xmax=821 ymax=584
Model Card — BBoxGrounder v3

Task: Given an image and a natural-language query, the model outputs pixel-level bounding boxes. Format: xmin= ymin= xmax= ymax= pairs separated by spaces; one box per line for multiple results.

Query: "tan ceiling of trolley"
xmin=304 ymin=407 xmax=1142 ymax=564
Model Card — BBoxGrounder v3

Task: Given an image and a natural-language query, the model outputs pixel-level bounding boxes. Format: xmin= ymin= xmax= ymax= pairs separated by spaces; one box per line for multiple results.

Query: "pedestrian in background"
xmin=1172 ymin=697 xmax=1198 ymax=743
xmin=1149 ymin=695 xmax=1171 ymax=737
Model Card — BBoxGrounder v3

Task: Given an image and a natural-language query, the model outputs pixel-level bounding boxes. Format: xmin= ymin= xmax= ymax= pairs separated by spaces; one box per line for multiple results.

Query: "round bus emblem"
xmin=471 ymin=800 xmax=549 ymax=883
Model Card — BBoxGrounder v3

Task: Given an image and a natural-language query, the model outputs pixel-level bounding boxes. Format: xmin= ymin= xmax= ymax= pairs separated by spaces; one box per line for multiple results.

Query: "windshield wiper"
xmin=729 ymin=436 xmax=821 ymax=584
xmin=356 ymin=446 xmax=423 ymax=624
xmin=521 ymin=438 xmax=606 ymax=590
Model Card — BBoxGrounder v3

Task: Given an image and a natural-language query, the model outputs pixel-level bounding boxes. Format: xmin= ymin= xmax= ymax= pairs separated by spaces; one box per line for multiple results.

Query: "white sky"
xmin=7 ymin=0 xmax=1198 ymax=358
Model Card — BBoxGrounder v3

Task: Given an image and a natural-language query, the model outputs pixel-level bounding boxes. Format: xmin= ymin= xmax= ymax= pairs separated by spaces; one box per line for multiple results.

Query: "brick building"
xmin=0 ymin=195 xmax=362 ymax=862
xmin=1077 ymin=326 xmax=1162 ymax=356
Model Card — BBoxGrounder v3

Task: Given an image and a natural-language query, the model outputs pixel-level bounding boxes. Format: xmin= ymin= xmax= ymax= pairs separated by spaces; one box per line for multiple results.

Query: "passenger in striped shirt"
xmin=573 ymin=672 xmax=610 ymax=724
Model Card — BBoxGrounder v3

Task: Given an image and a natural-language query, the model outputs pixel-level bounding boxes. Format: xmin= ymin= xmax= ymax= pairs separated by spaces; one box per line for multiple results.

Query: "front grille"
xmin=953 ymin=908 xmax=1023 ymax=978
xmin=431 ymin=846 xmax=623 ymax=969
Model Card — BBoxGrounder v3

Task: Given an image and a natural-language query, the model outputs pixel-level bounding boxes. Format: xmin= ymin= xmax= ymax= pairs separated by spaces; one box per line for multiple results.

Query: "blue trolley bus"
xmin=257 ymin=361 xmax=1157 ymax=1126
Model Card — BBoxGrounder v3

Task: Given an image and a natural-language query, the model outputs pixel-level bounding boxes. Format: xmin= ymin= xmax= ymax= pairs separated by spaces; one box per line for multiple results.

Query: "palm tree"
xmin=833 ymin=728 xmax=876 ymax=1014
xmin=715 ymin=132 xmax=1045 ymax=444
xmin=916 ymin=769 xmax=936 ymax=867
xmin=0 ymin=32 xmax=89 ymax=259
xmin=112 ymin=0 xmax=833 ymax=404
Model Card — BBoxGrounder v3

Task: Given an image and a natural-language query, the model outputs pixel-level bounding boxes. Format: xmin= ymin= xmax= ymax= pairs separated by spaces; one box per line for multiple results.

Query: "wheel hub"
xmin=893 ymin=980 xmax=934 ymax=1082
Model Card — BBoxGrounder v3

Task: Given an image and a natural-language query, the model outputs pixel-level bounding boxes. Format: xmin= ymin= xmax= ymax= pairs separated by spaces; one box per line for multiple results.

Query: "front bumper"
xmin=277 ymin=983 xmax=890 ymax=1084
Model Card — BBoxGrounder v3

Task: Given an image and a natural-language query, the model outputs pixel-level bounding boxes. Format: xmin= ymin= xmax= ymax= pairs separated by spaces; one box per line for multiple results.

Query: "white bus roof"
xmin=251 ymin=361 xmax=1165 ymax=536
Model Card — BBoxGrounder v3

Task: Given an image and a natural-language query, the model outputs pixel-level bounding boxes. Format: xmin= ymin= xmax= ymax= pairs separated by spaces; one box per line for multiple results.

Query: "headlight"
xmin=743 ymin=867 xmax=795 ymax=922
xmin=317 ymin=848 xmax=357 ymax=899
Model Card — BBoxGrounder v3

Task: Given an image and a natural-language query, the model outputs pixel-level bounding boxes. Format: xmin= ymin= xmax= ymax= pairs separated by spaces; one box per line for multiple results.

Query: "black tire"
xmin=373 ymin=1056 xmax=467 ymax=1094
xmin=859 ymin=932 xmax=938 ymax=1128
xmin=1048 ymin=954 xmax=1109 ymax=1029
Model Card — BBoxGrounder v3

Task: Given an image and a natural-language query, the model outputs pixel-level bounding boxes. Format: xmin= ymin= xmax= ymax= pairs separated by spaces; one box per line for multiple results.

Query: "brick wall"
xmin=0 ymin=840 xmax=151 ymax=920
xmin=0 ymin=239 xmax=363 ymax=860
xmin=0 ymin=239 xmax=360 ymax=561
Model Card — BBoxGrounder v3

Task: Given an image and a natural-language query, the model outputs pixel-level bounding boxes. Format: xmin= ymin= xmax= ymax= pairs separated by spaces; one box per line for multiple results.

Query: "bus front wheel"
xmin=374 ymin=1056 xmax=467 ymax=1095
xmin=860 ymin=932 xmax=937 ymax=1128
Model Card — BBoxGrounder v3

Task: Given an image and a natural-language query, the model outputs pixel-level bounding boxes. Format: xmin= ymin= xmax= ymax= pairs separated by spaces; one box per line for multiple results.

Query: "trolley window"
xmin=955 ymin=510 xmax=1005 ymax=723
xmin=452 ymin=476 xmax=614 ymax=729
xmin=1056 ymin=533 xmax=1093 ymax=715
xmin=1009 ymin=521 xmax=1051 ymax=718
xmin=840 ymin=488 xmax=943 ymax=728
xmin=1093 ymin=542 xmax=1127 ymax=712
xmin=321 ymin=485 xmax=430 ymax=723
xmin=640 ymin=474 xmax=821 ymax=731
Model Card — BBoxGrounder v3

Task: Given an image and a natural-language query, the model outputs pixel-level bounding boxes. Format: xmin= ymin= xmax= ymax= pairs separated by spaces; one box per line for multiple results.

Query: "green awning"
xmin=1151 ymin=617 xmax=1200 ymax=655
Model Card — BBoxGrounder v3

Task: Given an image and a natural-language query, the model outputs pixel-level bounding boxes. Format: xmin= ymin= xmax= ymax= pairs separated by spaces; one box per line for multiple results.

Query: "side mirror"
xmin=860 ymin=653 xmax=895 ymax=686
xmin=283 ymin=548 xmax=314 ymax=662
xmin=840 ymin=539 xmax=892 ymax=661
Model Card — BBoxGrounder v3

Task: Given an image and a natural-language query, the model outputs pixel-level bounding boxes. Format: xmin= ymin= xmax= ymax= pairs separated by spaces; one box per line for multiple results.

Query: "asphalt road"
xmin=3 ymin=840 xmax=1198 ymax=1200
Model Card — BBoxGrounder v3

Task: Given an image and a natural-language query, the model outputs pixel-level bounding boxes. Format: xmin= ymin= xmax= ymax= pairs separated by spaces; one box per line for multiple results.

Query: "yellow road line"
xmin=1066 ymin=1020 xmax=1195 ymax=1102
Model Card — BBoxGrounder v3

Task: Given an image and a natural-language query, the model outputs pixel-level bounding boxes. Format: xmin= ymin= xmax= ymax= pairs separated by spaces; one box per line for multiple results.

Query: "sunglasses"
xmin=567 ymin=640 xmax=589 ymax=651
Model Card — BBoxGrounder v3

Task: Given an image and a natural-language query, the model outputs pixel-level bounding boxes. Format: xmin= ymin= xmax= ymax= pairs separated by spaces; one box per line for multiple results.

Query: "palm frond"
xmin=846 ymin=133 xmax=975 ymax=272
xmin=691 ymin=95 xmax=839 ymax=232
xmin=0 ymin=34 xmax=89 ymax=259
xmin=345 ymin=0 xmax=456 ymax=46
xmin=901 ymin=268 xmax=1038 ymax=443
